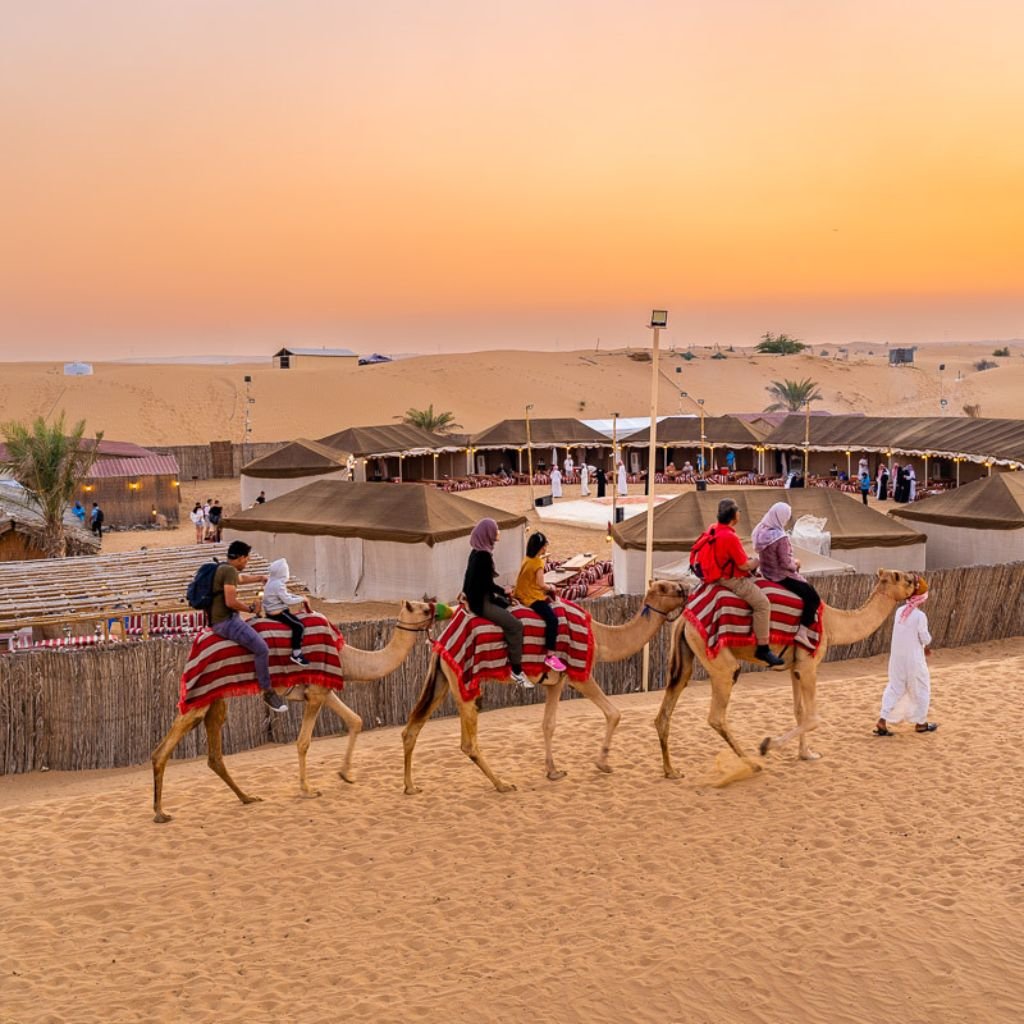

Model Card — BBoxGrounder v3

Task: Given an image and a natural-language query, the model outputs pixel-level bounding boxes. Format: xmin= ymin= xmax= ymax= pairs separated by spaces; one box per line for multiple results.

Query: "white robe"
xmin=564 ymin=457 xmax=574 ymax=478
xmin=908 ymin=467 xmax=917 ymax=501
xmin=550 ymin=468 xmax=562 ymax=498
xmin=617 ymin=464 xmax=628 ymax=496
xmin=879 ymin=606 xmax=932 ymax=724
xmin=580 ymin=464 xmax=590 ymax=496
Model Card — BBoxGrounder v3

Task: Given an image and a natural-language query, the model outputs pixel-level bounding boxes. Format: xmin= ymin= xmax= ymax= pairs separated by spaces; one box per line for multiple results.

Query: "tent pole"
xmin=642 ymin=314 xmax=664 ymax=693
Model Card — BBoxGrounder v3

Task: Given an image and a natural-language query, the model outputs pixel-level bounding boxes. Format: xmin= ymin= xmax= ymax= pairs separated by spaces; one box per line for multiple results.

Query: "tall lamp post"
xmin=525 ymin=404 xmax=535 ymax=508
xmin=803 ymin=399 xmax=812 ymax=478
xmin=642 ymin=309 xmax=668 ymax=692
xmin=610 ymin=410 xmax=620 ymax=527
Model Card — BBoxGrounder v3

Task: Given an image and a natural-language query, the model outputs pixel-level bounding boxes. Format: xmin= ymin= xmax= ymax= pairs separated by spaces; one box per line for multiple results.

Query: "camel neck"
xmin=591 ymin=602 xmax=667 ymax=663
xmin=342 ymin=622 xmax=421 ymax=680
xmin=824 ymin=586 xmax=896 ymax=647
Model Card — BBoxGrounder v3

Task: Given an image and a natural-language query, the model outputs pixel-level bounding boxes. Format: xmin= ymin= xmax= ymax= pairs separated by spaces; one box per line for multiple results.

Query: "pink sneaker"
xmin=544 ymin=654 xmax=567 ymax=672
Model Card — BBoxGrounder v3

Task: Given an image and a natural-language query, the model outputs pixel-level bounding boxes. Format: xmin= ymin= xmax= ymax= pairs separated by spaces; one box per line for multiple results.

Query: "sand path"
xmin=1 ymin=642 xmax=1021 ymax=1023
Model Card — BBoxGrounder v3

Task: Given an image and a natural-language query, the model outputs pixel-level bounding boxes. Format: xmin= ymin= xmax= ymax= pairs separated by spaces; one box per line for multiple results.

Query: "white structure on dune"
xmin=222 ymin=480 xmax=526 ymax=602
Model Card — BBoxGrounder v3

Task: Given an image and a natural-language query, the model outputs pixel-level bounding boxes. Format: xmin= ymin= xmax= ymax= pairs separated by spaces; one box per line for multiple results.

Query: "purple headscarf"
xmin=469 ymin=518 xmax=499 ymax=552
xmin=751 ymin=501 xmax=791 ymax=552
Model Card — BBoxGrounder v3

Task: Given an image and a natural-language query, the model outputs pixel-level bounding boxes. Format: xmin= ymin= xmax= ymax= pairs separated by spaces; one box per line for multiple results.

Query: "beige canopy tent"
xmin=222 ymin=480 xmax=527 ymax=601
xmin=469 ymin=418 xmax=611 ymax=475
xmin=621 ymin=415 xmax=764 ymax=474
xmin=610 ymin=487 xmax=925 ymax=593
xmin=240 ymin=438 xmax=352 ymax=506
xmin=317 ymin=424 xmax=464 ymax=481
xmin=890 ymin=472 xmax=1024 ymax=568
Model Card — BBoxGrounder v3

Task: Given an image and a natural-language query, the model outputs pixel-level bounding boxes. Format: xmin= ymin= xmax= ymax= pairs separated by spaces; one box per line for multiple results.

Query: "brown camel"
xmin=152 ymin=600 xmax=435 ymax=822
xmin=654 ymin=569 xmax=918 ymax=777
xmin=402 ymin=581 xmax=688 ymax=794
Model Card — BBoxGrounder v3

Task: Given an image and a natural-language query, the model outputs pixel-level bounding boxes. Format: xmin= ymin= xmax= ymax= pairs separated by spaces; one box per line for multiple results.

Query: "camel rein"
xmin=641 ymin=603 xmax=683 ymax=623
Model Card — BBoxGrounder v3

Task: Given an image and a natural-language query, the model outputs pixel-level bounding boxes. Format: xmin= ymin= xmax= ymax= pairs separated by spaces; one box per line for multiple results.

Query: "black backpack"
xmin=187 ymin=559 xmax=220 ymax=611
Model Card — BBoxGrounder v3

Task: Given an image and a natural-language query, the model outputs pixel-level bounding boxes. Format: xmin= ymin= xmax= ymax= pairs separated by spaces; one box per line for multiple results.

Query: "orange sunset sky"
xmin=2 ymin=0 xmax=1023 ymax=358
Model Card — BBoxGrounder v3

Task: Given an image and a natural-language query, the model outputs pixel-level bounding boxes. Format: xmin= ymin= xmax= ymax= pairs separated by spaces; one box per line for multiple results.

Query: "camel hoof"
xmin=300 ymin=789 xmax=322 ymax=799
xmin=759 ymin=736 xmax=772 ymax=757
xmin=800 ymin=750 xmax=822 ymax=761
xmin=404 ymin=784 xmax=422 ymax=796
xmin=240 ymin=795 xmax=262 ymax=805
xmin=153 ymin=812 xmax=172 ymax=824
xmin=664 ymin=768 xmax=683 ymax=780
xmin=338 ymin=770 xmax=355 ymax=784
xmin=495 ymin=782 xmax=517 ymax=793
xmin=546 ymin=769 xmax=568 ymax=782
xmin=594 ymin=760 xmax=613 ymax=775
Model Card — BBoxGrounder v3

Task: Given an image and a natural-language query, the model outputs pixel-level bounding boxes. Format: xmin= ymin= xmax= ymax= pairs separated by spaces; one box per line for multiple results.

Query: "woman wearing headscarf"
xmin=874 ymin=577 xmax=937 ymax=735
xmin=876 ymin=463 xmax=889 ymax=501
xmin=595 ymin=464 xmax=606 ymax=498
xmin=751 ymin=501 xmax=821 ymax=647
xmin=462 ymin=518 xmax=531 ymax=687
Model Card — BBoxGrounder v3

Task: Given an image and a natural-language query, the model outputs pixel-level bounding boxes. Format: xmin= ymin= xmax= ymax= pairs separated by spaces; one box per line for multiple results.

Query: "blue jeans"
xmin=212 ymin=614 xmax=272 ymax=690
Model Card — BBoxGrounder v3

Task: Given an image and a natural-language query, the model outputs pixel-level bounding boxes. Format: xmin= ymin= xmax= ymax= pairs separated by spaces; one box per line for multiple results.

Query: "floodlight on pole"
xmin=525 ymin=404 xmax=536 ymax=508
xmin=642 ymin=309 xmax=666 ymax=692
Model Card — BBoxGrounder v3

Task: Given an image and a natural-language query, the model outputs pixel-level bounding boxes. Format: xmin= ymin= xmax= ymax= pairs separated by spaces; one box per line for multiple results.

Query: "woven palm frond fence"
xmin=2 ymin=563 xmax=1022 ymax=774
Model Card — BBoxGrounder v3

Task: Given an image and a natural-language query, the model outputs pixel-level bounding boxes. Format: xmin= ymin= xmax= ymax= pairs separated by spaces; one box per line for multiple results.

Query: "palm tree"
xmin=764 ymin=378 xmax=823 ymax=412
xmin=402 ymin=405 xmax=462 ymax=434
xmin=0 ymin=414 xmax=103 ymax=557
xmin=756 ymin=332 xmax=806 ymax=355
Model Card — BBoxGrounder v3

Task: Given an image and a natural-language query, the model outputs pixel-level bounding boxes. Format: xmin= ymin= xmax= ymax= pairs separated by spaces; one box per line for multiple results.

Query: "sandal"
xmin=915 ymin=722 xmax=938 ymax=733
xmin=874 ymin=724 xmax=894 ymax=736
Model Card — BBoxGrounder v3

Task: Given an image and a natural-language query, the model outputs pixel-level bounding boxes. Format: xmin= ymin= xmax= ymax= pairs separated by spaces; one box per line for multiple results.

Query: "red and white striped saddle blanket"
xmin=178 ymin=612 xmax=345 ymax=713
xmin=683 ymin=580 xmax=823 ymax=660
xmin=434 ymin=601 xmax=594 ymax=702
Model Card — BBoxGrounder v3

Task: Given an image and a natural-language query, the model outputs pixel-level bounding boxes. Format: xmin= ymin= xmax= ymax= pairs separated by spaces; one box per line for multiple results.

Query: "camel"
xmin=654 ymin=569 xmax=919 ymax=778
xmin=152 ymin=599 xmax=435 ymax=822
xmin=402 ymin=580 xmax=689 ymax=794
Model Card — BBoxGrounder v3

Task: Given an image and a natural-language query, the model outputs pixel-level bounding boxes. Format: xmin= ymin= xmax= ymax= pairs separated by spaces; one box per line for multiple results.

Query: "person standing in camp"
xmin=876 ymin=464 xmax=889 ymax=501
xmin=726 ymin=450 xmax=736 ymax=473
xmin=90 ymin=502 xmax=104 ymax=539
xmin=462 ymin=518 xmax=532 ymax=688
xmin=189 ymin=502 xmax=205 ymax=543
xmin=564 ymin=453 xmax=574 ymax=480
xmin=72 ymin=501 xmax=86 ymax=525
xmin=859 ymin=470 xmax=872 ymax=505
xmin=208 ymin=498 xmax=224 ymax=541
xmin=549 ymin=465 xmax=562 ymax=499
xmin=875 ymin=577 xmax=937 ymax=736
xmin=209 ymin=540 xmax=287 ymax=713
xmin=617 ymin=459 xmax=628 ymax=496
xmin=595 ymin=464 xmax=606 ymax=498
xmin=907 ymin=463 xmax=917 ymax=501
xmin=580 ymin=463 xmax=590 ymax=496
xmin=858 ymin=456 xmax=869 ymax=478
xmin=751 ymin=502 xmax=821 ymax=648
xmin=513 ymin=532 xmax=567 ymax=673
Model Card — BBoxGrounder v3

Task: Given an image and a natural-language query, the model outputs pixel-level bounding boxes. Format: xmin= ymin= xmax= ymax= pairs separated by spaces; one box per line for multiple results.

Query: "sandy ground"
xmin=1 ymin=342 xmax=1022 ymax=445
xmin=1 ymin=639 xmax=1021 ymax=1024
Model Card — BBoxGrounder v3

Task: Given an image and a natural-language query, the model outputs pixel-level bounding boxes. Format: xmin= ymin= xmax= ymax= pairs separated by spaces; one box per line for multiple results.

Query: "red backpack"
xmin=689 ymin=526 xmax=734 ymax=582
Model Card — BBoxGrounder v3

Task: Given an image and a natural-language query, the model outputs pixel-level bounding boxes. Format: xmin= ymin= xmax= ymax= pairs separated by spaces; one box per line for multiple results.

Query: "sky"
xmin=2 ymin=0 xmax=1023 ymax=359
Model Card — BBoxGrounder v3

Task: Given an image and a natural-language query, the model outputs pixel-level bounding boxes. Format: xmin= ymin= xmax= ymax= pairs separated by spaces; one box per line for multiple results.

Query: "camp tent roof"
xmin=0 ymin=481 xmax=99 ymax=556
xmin=274 ymin=347 xmax=357 ymax=357
xmin=222 ymin=480 xmax=527 ymax=546
xmin=317 ymin=424 xmax=460 ymax=456
xmin=890 ymin=472 xmax=1024 ymax=530
xmin=621 ymin=415 xmax=763 ymax=447
xmin=471 ymin=418 xmax=611 ymax=448
xmin=240 ymin=439 xmax=351 ymax=478
xmin=763 ymin=415 xmax=1024 ymax=465
xmin=610 ymin=487 xmax=925 ymax=551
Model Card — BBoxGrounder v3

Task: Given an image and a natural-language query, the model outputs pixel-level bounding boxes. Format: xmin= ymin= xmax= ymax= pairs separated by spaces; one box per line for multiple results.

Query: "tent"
xmin=610 ymin=487 xmax=925 ymax=593
xmin=620 ymin=415 xmax=764 ymax=475
xmin=221 ymin=480 xmax=527 ymax=601
xmin=317 ymin=424 xmax=464 ymax=481
xmin=889 ymin=472 xmax=1024 ymax=568
xmin=239 ymin=439 xmax=352 ymax=506
xmin=469 ymin=418 xmax=612 ymax=475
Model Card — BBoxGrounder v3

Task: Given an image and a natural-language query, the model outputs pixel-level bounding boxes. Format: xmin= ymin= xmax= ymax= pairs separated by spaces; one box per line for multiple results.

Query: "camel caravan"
xmin=151 ymin=500 xmax=924 ymax=823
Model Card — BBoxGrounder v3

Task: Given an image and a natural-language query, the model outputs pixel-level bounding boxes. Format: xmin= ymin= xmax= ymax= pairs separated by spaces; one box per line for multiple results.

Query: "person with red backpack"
xmin=691 ymin=499 xmax=784 ymax=667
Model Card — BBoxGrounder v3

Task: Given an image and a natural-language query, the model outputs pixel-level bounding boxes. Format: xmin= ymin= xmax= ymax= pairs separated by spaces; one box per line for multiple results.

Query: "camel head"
xmin=398 ymin=598 xmax=437 ymax=631
xmin=642 ymin=579 xmax=690 ymax=617
xmin=874 ymin=569 xmax=920 ymax=604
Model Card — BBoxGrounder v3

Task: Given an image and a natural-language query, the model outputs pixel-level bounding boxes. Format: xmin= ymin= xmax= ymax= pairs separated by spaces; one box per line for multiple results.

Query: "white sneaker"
xmin=510 ymin=669 xmax=535 ymax=689
xmin=794 ymin=625 xmax=813 ymax=647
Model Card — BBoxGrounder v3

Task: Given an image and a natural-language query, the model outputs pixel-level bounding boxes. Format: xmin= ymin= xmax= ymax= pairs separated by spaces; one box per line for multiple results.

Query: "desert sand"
xmin=1 ymin=342 xmax=1022 ymax=445
xmin=1 ymin=639 xmax=1021 ymax=1023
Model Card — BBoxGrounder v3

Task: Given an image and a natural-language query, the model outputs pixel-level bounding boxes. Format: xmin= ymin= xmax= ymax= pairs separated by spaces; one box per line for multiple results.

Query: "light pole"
xmin=803 ymin=399 xmax=811 ymax=478
xmin=679 ymin=391 xmax=706 ymax=478
xmin=525 ymin=404 xmax=535 ymax=508
xmin=642 ymin=310 xmax=668 ymax=693
xmin=611 ymin=410 xmax=620 ymax=526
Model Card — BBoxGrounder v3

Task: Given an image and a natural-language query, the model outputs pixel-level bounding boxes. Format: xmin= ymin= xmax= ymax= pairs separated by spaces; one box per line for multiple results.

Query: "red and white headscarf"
xmin=898 ymin=576 xmax=929 ymax=622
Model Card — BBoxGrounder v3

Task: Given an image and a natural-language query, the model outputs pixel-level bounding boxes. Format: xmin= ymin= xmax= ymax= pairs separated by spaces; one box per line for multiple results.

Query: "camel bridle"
xmin=642 ymin=602 xmax=683 ymax=623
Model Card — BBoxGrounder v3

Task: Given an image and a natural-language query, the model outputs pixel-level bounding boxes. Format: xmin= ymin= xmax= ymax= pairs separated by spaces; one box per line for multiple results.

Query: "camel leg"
xmin=542 ymin=676 xmax=568 ymax=781
xmin=760 ymin=659 xmax=822 ymax=759
xmin=296 ymin=691 xmax=326 ymax=797
xmin=323 ymin=690 xmax=363 ymax=783
xmin=456 ymin=692 xmax=516 ymax=793
xmin=203 ymin=698 xmax=262 ymax=807
xmin=707 ymin=662 xmax=761 ymax=770
xmin=402 ymin=659 xmax=451 ymax=795
xmin=655 ymin=639 xmax=694 ymax=780
xmin=569 ymin=676 xmax=622 ymax=774
xmin=151 ymin=706 xmax=207 ymax=824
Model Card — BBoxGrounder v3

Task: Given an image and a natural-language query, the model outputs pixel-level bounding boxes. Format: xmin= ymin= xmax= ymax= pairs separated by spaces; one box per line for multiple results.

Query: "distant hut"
xmin=272 ymin=347 xmax=358 ymax=369
xmin=221 ymin=480 xmax=526 ymax=601
xmin=240 ymin=439 xmax=352 ymax=507
xmin=0 ymin=483 xmax=98 ymax=561
xmin=890 ymin=472 xmax=1024 ymax=569
xmin=609 ymin=487 xmax=925 ymax=594
xmin=79 ymin=451 xmax=181 ymax=527
xmin=318 ymin=424 xmax=463 ymax=482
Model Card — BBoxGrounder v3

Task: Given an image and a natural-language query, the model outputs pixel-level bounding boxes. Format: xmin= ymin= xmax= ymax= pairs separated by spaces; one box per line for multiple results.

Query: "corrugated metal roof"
xmin=86 ymin=455 xmax=180 ymax=478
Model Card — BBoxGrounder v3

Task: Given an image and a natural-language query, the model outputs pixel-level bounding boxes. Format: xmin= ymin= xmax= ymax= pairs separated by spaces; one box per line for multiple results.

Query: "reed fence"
xmin=2 ymin=563 xmax=1022 ymax=774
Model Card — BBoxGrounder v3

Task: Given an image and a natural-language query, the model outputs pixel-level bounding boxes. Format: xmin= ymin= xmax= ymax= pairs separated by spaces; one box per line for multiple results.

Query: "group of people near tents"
xmin=549 ymin=460 xmax=629 ymax=499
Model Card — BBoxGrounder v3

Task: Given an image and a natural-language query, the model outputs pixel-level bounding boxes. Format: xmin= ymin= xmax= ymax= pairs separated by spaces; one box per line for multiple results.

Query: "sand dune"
xmin=1 ymin=640 xmax=1021 ymax=1023
xmin=0 ymin=342 xmax=1021 ymax=445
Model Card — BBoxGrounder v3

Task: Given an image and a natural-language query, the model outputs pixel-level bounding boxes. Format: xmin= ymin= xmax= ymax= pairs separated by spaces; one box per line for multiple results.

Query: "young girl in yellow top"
xmin=514 ymin=532 xmax=567 ymax=672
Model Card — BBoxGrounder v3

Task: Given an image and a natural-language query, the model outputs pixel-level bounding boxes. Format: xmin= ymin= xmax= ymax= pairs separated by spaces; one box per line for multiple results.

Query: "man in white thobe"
xmin=564 ymin=454 xmax=574 ymax=480
xmin=580 ymin=463 xmax=590 ymax=496
xmin=875 ymin=582 xmax=937 ymax=734
xmin=907 ymin=465 xmax=917 ymax=501
xmin=550 ymin=466 xmax=562 ymax=499
xmin=616 ymin=460 xmax=628 ymax=496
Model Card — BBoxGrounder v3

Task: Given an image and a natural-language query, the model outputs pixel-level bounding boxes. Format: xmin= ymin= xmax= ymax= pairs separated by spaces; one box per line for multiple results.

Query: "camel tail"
xmin=409 ymin=651 xmax=445 ymax=722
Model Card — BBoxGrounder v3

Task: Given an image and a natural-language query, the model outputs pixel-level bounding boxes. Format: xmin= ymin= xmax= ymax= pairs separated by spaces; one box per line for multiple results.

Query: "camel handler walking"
xmin=210 ymin=540 xmax=289 ymax=713
xmin=692 ymin=499 xmax=785 ymax=667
